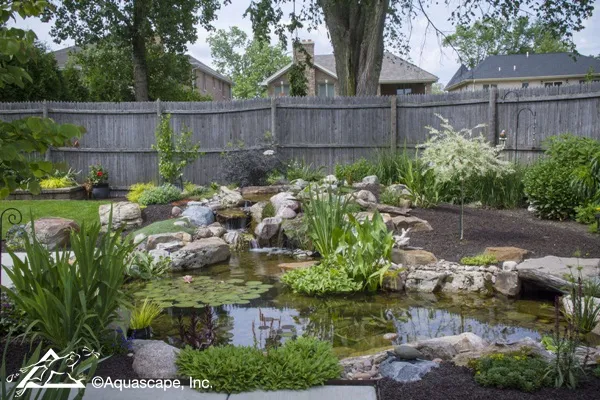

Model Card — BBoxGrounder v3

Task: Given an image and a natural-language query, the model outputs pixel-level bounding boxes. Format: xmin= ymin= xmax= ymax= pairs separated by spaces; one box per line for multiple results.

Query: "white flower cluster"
xmin=420 ymin=114 xmax=512 ymax=183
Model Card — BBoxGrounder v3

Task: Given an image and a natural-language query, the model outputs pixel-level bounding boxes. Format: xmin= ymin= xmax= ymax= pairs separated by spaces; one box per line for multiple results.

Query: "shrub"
xmin=39 ymin=176 xmax=76 ymax=189
xmin=153 ymin=114 xmax=202 ymax=184
xmin=574 ymin=203 xmax=600 ymax=225
xmin=88 ymin=164 xmax=108 ymax=185
xmin=4 ymin=224 xmax=27 ymax=252
xmin=127 ymin=182 xmax=156 ymax=203
xmin=182 ymin=182 xmax=207 ymax=198
xmin=460 ymin=254 xmax=498 ymax=266
xmin=286 ymin=159 xmax=325 ymax=182
xmin=334 ymin=158 xmax=372 ymax=184
xmin=176 ymin=337 xmax=341 ymax=393
xmin=471 ymin=352 xmax=551 ymax=392
xmin=281 ymin=262 xmax=362 ymax=295
xmin=220 ymin=141 xmax=283 ymax=187
xmin=379 ymin=189 xmax=403 ymax=207
xmin=3 ymin=216 xmax=134 ymax=350
xmin=126 ymin=251 xmax=171 ymax=280
xmin=138 ymin=183 xmax=182 ymax=206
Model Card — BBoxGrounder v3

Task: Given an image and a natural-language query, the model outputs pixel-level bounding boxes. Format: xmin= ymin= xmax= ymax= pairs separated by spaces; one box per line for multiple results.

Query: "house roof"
xmin=260 ymin=52 xmax=438 ymax=86
xmin=446 ymin=53 xmax=600 ymax=90
xmin=51 ymin=46 xmax=232 ymax=84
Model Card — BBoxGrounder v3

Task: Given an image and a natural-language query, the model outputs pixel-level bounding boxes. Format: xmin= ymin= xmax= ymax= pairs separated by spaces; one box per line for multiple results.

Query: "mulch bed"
xmin=139 ymin=204 xmax=173 ymax=228
xmin=410 ymin=204 xmax=599 ymax=262
xmin=377 ymin=362 xmax=600 ymax=400
xmin=0 ymin=339 xmax=139 ymax=380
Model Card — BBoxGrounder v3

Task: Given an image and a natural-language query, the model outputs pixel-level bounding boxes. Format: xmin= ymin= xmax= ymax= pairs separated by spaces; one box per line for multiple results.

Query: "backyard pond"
xmin=127 ymin=251 xmax=559 ymax=358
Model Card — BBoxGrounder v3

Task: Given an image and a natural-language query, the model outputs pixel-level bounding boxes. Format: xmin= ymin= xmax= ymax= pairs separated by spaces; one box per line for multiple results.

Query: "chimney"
xmin=292 ymin=39 xmax=316 ymax=96
xmin=526 ymin=52 xmax=529 ymax=58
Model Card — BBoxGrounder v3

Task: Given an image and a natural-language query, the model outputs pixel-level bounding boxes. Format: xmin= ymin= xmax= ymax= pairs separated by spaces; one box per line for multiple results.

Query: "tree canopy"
xmin=208 ymin=27 xmax=290 ymax=99
xmin=443 ymin=17 xmax=572 ymax=68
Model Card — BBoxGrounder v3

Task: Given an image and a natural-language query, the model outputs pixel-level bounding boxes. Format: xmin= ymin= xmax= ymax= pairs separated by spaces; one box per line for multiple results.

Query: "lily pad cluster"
xmin=133 ymin=276 xmax=274 ymax=308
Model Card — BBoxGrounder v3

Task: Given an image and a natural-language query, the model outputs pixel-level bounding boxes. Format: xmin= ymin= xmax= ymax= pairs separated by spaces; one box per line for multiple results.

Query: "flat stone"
xmin=279 ymin=261 xmax=318 ymax=272
xmin=146 ymin=232 xmax=192 ymax=251
xmin=379 ymin=358 xmax=438 ymax=382
xmin=441 ymin=271 xmax=487 ymax=293
xmin=392 ymin=215 xmax=433 ymax=232
xmin=517 ymin=256 xmax=600 ymax=293
xmin=241 ymin=185 xmax=289 ymax=197
xmin=405 ymin=269 xmax=447 ymax=292
xmin=169 ymin=237 xmax=230 ymax=271
xmin=228 ymin=386 xmax=377 ymax=400
xmin=413 ymin=333 xmax=488 ymax=360
xmin=131 ymin=340 xmax=180 ymax=379
xmin=393 ymin=249 xmax=437 ymax=266
xmin=484 ymin=246 xmax=529 ymax=262
xmin=394 ymin=345 xmax=424 ymax=360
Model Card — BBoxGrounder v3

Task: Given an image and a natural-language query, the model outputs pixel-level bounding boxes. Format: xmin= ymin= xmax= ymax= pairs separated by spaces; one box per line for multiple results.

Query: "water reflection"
xmin=143 ymin=252 xmax=556 ymax=358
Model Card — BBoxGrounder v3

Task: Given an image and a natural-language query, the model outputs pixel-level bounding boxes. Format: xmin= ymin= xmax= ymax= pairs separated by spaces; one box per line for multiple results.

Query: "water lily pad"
xmin=226 ymin=278 xmax=245 ymax=284
xmin=245 ymin=281 xmax=263 ymax=286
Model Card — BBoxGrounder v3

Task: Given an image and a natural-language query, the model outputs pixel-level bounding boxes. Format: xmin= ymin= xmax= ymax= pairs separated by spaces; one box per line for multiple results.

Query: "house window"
xmin=318 ymin=81 xmax=334 ymax=97
xmin=396 ymin=87 xmax=412 ymax=95
xmin=545 ymin=82 xmax=562 ymax=87
xmin=202 ymin=74 xmax=207 ymax=92
xmin=278 ymin=82 xmax=290 ymax=96
xmin=522 ymin=82 xmax=529 ymax=88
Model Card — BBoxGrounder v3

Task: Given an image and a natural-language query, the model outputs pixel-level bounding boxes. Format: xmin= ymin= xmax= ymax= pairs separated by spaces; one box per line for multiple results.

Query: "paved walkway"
xmin=75 ymin=385 xmax=377 ymax=400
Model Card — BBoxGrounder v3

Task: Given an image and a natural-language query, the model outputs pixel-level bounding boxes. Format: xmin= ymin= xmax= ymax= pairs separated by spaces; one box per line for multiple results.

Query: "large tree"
xmin=207 ymin=27 xmax=291 ymax=98
xmin=443 ymin=17 xmax=572 ymax=68
xmin=244 ymin=0 xmax=593 ymax=95
xmin=45 ymin=0 xmax=221 ymax=101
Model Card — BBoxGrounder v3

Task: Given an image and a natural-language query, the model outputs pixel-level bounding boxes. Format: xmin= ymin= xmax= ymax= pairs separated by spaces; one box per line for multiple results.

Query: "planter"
xmin=92 ymin=183 xmax=110 ymax=199
xmin=7 ymin=186 xmax=86 ymax=200
xmin=127 ymin=326 xmax=152 ymax=340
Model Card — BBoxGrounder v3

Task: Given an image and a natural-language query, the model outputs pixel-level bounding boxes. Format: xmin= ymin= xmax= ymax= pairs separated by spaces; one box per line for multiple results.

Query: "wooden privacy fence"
xmin=2 ymin=83 xmax=600 ymax=189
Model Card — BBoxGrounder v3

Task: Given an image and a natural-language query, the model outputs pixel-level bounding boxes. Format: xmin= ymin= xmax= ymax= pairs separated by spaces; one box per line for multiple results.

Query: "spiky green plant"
xmin=129 ymin=298 xmax=163 ymax=330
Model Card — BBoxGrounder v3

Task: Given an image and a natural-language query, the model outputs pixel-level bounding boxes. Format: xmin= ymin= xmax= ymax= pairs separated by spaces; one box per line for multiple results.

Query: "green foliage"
xmin=153 ymin=114 xmax=201 ymax=185
xmin=88 ymin=164 xmax=108 ymax=185
xmin=400 ymin=157 xmax=440 ymax=208
xmin=303 ymin=186 xmax=350 ymax=257
xmin=39 ymin=176 xmax=76 ymax=189
xmin=288 ymin=62 xmax=308 ymax=97
xmin=575 ymin=203 xmax=600 ymax=225
xmin=464 ymin=164 xmax=527 ymax=209
xmin=443 ymin=16 xmax=571 ymax=68
xmin=286 ymin=159 xmax=325 ymax=182
xmin=460 ymin=254 xmax=498 ymax=266
xmin=2 ymin=215 xmax=134 ymax=350
xmin=4 ymin=224 xmax=27 ymax=252
xmin=262 ymin=202 xmax=276 ymax=218
xmin=126 ymin=251 xmax=171 ymax=281
xmin=207 ymin=26 xmax=291 ymax=99
xmin=127 ymin=182 xmax=156 ymax=204
xmin=572 ymin=151 xmax=600 ymax=203
xmin=129 ymin=298 xmax=163 ymax=330
xmin=176 ymin=337 xmax=341 ymax=393
xmin=0 ymin=291 xmax=25 ymax=337
xmin=281 ymin=262 xmax=363 ymax=295
xmin=137 ymin=183 xmax=182 ymax=206
xmin=334 ymin=158 xmax=373 ymax=184
xmin=379 ymin=189 xmax=403 ymax=207
xmin=471 ymin=352 xmax=551 ymax=392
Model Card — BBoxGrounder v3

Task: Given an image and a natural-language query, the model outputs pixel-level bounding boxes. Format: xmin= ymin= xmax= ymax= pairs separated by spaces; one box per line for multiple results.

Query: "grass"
xmin=131 ymin=219 xmax=194 ymax=237
xmin=0 ymin=200 xmax=111 ymax=237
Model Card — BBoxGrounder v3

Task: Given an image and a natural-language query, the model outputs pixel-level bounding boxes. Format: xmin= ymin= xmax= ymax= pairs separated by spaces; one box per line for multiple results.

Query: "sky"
xmin=12 ymin=1 xmax=600 ymax=87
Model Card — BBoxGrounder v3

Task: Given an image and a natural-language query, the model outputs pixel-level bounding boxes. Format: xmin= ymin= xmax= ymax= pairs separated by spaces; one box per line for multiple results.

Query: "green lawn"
xmin=0 ymin=200 xmax=112 ymax=237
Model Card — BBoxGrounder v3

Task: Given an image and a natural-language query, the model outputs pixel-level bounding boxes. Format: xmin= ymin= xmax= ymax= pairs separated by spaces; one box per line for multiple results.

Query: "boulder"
xmin=414 ymin=333 xmax=488 ymax=361
xmin=393 ymin=249 xmax=437 ymax=266
xmin=170 ymin=237 xmax=231 ymax=270
xmin=405 ymin=269 xmax=447 ymax=292
xmin=394 ymin=345 xmax=424 ymax=360
xmin=270 ymin=192 xmax=300 ymax=213
xmin=25 ymin=218 xmax=80 ymax=250
xmin=502 ymin=261 xmax=518 ymax=271
xmin=155 ymin=241 xmax=184 ymax=252
xmin=484 ymin=247 xmax=529 ymax=262
xmin=453 ymin=337 xmax=553 ymax=367
xmin=387 ymin=184 xmax=411 ymax=197
xmin=193 ymin=227 xmax=213 ymax=240
xmin=276 ymin=207 xmax=297 ymax=219
xmin=323 ymin=175 xmax=338 ymax=184
xmin=441 ymin=271 xmax=488 ymax=293
xmin=379 ymin=358 xmax=438 ymax=383
xmin=134 ymin=233 xmax=147 ymax=247
xmin=171 ymin=206 xmax=182 ymax=217
xmin=254 ymin=217 xmax=282 ymax=241
xmin=249 ymin=201 xmax=268 ymax=225
xmin=289 ymin=179 xmax=308 ymax=190
xmin=392 ymin=216 xmax=433 ymax=232
xmin=146 ymin=232 xmax=192 ymax=251
xmin=219 ymin=186 xmax=244 ymax=207
xmin=362 ymin=175 xmax=379 ymax=185
xmin=516 ymin=256 xmax=600 ymax=293
xmin=382 ymin=266 xmax=407 ymax=292
xmin=494 ymin=271 xmax=521 ymax=297
xmin=182 ymin=205 xmax=215 ymax=227
xmin=207 ymin=223 xmax=226 ymax=238
xmin=354 ymin=190 xmax=377 ymax=204
xmin=354 ymin=212 xmax=394 ymax=231
xmin=132 ymin=340 xmax=180 ymax=379
xmin=223 ymin=230 xmax=244 ymax=248
xmin=99 ymin=202 xmax=142 ymax=231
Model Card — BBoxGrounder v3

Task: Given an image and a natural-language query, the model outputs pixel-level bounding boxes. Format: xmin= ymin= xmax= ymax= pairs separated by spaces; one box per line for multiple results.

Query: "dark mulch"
xmin=377 ymin=362 xmax=600 ymax=400
xmin=0 ymin=339 xmax=138 ymax=380
xmin=410 ymin=204 xmax=600 ymax=262
xmin=139 ymin=204 xmax=173 ymax=228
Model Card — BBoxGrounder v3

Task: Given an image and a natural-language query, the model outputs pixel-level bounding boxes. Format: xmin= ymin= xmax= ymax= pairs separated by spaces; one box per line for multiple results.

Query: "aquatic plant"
xmin=183 ymin=275 xmax=193 ymax=283
xmin=460 ymin=254 xmax=498 ymax=266
xmin=130 ymin=298 xmax=163 ymax=330
xmin=178 ymin=306 xmax=218 ymax=350
xmin=126 ymin=251 xmax=171 ymax=281
xmin=131 ymin=276 xmax=274 ymax=308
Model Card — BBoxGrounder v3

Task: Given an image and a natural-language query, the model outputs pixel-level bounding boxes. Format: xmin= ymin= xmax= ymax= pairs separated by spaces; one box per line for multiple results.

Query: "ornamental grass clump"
xmin=420 ymin=114 xmax=511 ymax=239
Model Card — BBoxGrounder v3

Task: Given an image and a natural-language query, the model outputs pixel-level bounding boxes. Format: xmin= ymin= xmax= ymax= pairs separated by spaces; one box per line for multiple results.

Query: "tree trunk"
xmin=318 ymin=0 xmax=388 ymax=96
xmin=132 ymin=0 xmax=149 ymax=101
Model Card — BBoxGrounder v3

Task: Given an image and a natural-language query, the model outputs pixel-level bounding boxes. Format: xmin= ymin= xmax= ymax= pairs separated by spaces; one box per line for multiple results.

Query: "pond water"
xmin=129 ymin=251 xmax=558 ymax=358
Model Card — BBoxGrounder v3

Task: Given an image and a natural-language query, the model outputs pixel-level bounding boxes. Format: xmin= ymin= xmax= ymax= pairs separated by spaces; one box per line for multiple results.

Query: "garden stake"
xmin=0 ymin=208 xmax=23 ymax=296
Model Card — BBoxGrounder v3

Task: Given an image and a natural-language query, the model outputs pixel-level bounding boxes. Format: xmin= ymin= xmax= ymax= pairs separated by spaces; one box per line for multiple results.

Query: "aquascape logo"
xmin=7 ymin=347 xmax=99 ymax=397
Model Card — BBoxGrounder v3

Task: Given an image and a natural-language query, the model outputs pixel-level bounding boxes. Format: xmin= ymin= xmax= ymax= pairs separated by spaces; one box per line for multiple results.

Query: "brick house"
xmin=260 ymin=40 xmax=438 ymax=96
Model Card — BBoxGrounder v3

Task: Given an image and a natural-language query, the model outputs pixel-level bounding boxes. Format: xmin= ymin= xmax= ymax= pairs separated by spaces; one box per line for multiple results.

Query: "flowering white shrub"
xmin=420 ymin=114 xmax=511 ymax=238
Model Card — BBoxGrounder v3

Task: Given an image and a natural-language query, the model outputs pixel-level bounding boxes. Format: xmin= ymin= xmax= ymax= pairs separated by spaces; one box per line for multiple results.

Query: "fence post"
xmin=390 ymin=96 xmax=397 ymax=152
xmin=43 ymin=100 xmax=51 ymax=162
xmin=270 ymin=97 xmax=277 ymax=143
xmin=488 ymin=88 xmax=498 ymax=145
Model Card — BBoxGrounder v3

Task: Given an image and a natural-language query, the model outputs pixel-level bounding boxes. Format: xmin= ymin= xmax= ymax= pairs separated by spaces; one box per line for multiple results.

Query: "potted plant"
xmin=128 ymin=298 xmax=163 ymax=340
xmin=89 ymin=164 xmax=110 ymax=199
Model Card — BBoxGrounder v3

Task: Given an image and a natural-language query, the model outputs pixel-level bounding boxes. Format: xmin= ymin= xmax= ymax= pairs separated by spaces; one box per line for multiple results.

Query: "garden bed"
xmin=410 ymin=204 xmax=600 ymax=262
xmin=377 ymin=362 xmax=600 ymax=400
xmin=6 ymin=186 xmax=86 ymax=200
